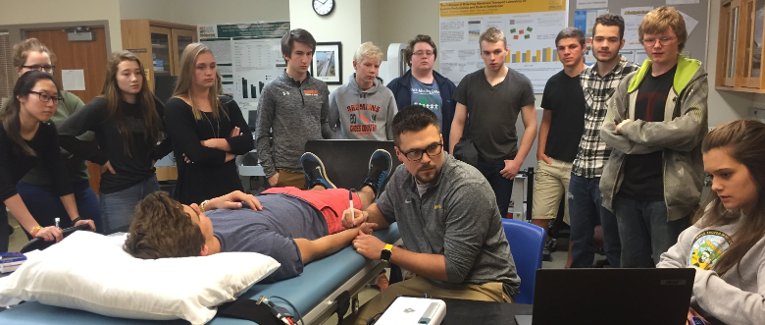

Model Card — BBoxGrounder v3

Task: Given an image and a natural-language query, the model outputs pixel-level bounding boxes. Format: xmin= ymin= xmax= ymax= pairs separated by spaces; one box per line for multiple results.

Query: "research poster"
xmin=439 ymin=0 xmax=568 ymax=92
xmin=200 ymin=22 xmax=289 ymax=112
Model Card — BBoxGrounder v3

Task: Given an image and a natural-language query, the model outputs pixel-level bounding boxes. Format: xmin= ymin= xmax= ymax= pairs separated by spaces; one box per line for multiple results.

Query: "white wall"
xmin=288 ymin=0 xmax=362 ymax=90
xmin=0 ymin=0 xmax=122 ymax=51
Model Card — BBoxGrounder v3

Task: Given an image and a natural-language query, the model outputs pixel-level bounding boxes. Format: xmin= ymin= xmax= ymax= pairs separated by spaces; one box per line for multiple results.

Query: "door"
xmin=25 ymin=26 xmax=109 ymax=194
xmin=25 ymin=27 xmax=108 ymax=103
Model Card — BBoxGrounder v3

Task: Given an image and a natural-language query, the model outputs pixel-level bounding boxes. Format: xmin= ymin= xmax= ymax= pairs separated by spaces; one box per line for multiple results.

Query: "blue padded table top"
xmin=0 ymin=224 xmax=400 ymax=325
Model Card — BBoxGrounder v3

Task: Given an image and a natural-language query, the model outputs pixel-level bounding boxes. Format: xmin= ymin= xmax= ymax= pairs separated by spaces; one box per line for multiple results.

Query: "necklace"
xmin=201 ymin=111 xmax=220 ymax=137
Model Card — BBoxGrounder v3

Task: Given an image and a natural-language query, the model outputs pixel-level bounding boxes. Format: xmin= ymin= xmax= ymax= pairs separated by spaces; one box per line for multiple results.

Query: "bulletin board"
xmin=570 ymin=0 xmax=709 ymax=66
xmin=198 ymin=21 xmax=290 ymax=112
xmin=438 ymin=0 xmax=569 ymax=93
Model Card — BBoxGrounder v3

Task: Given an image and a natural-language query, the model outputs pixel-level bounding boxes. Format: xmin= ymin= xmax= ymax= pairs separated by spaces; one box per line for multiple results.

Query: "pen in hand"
xmin=55 ymin=217 xmax=60 ymax=228
xmin=349 ymin=188 xmax=355 ymax=227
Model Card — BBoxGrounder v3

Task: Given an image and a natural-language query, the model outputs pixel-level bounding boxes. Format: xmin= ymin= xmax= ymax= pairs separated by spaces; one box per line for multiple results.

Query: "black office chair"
xmin=20 ymin=224 xmax=91 ymax=253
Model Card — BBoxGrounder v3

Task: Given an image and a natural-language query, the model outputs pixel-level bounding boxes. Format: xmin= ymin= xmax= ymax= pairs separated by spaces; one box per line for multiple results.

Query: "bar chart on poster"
xmin=199 ymin=22 xmax=289 ymax=112
xmin=439 ymin=0 xmax=709 ymax=93
xmin=439 ymin=0 xmax=568 ymax=93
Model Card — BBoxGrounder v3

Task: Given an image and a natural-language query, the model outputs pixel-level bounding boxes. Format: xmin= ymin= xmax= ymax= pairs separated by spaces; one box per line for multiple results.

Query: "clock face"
xmin=313 ymin=0 xmax=335 ymax=16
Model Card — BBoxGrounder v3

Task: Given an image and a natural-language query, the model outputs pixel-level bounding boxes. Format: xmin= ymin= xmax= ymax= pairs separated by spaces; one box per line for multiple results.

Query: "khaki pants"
xmin=274 ymin=169 xmax=306 ymax=189
xmin=349 ymin=276 xmax=511 ymax=325
xmin=532 ymin=159 xmax=572 ymax=224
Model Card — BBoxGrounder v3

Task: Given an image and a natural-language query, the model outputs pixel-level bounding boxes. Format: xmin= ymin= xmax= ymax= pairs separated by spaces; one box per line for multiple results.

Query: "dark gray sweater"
xmin=376 ymin=154 xmax=520 ymax=295
xmin=255 ymin=72 xmax=331 ymax=176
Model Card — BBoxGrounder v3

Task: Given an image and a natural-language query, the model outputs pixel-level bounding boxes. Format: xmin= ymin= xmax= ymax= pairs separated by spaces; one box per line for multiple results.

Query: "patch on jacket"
xmin=688 ymin=230 xmax=731 ymax=270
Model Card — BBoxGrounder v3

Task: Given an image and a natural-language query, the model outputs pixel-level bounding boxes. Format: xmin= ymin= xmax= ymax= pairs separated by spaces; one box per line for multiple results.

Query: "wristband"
xmin=71 ymin=217 xmax=82 ymax=224
xmin=200 ymin=200 xmax=210 ymax=211
xmin=31 ymin=225 xmax=43 ymax=236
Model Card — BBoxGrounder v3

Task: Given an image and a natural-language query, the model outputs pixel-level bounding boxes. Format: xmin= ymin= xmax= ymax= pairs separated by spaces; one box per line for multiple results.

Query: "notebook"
xmin=515 ymin=268 xmax=695 ymax=325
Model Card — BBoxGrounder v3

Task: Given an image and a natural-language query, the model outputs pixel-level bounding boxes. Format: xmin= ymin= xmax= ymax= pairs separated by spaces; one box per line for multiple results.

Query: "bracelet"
xmin=200 ymin=200 xmax=210 ymax=211
xmin=71 ymin=217 xmax=82 ymax=224
xmin=31 ymin=225 xmax=43 ymax=236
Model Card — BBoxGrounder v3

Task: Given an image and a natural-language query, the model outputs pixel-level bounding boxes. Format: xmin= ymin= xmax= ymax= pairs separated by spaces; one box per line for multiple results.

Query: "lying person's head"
xmin=124 ymin=191 xmax=214 ymax=258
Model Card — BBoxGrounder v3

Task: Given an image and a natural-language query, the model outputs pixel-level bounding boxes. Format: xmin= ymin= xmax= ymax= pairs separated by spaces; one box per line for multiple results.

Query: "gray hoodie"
xmin=328 ymin=74 xmax=397 ymax=140
xmin=658 ymin=212 xmax=765 ymax=325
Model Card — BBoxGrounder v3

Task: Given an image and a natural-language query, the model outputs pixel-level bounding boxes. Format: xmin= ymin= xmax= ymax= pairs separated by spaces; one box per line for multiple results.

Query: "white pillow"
xmin=0 ymin=231 xmax=280 ymax=324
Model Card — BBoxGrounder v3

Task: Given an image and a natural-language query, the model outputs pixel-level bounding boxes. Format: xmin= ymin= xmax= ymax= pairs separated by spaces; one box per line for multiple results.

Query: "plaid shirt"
xmin=572 ymin=56 xmax=638 ymax=178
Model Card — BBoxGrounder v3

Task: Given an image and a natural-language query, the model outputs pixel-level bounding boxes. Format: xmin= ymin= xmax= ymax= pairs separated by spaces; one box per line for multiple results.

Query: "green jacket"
xmin=599 ymin=56 xmax=708 ymax=221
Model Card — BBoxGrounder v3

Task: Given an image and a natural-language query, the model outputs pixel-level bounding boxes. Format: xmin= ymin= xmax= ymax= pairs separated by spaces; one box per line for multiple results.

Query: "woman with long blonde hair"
xmin=59 ymin=51 xmax=170 ymax=233
xmin=164 ymin=42 xmax=252 ymax=205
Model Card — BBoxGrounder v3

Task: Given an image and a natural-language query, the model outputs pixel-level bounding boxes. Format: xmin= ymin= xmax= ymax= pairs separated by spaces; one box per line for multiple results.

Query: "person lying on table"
xmin=123 ymin=149 xmax=392 ymax=282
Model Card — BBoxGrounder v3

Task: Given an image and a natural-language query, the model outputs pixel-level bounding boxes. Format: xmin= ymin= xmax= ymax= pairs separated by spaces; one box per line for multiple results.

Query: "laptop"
xmin=515 ymin=268 xmax=695 ymax=325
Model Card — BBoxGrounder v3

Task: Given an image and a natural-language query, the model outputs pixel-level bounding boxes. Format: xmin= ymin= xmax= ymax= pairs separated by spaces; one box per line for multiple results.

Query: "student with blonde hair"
xmin=59 ymin=51 xmax=170 ymax=233
xmin=164 ymin=43 xmax=252 ymax=205
xmin=328 ymin=41 xmax=397 ymax=140
xmin=450 ymin=26 xmax=537 ymax=217
xmin=601 ymin=6 xmax=707 ymax=267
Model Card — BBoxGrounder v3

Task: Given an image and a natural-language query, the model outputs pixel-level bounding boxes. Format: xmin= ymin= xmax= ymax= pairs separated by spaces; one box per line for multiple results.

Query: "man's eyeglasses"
xmin=21 ymin=64 xmax=55 ymax=73
xmin=401 ymin=142 xmax=443 ymax=161
xmin=28 ymin=91 xmax=63 ymax=104
xmin=412 ymin=51 xmax=434 ymax=57
xmin=641 ymin=36 xmax=676 ymax=46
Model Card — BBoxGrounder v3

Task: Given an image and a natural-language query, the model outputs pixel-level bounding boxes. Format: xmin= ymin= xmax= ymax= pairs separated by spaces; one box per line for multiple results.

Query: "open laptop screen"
xmin=527 ymin=268 xmax=694 ymax=325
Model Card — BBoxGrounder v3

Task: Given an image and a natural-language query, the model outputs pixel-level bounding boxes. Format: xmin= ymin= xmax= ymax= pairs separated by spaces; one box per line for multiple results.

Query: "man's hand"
xmin=210 ymin=190 xmax=263 ymax=211
xmin=74 ymin=218 xmax=96 ymax=231
xmin=267 ymin=172 xmax=280 ymax=186
xmin=357 ymin=222 xmax=377 ymax=235
xmin=615 ymin=119 xmax=632 ymax=134
xmin=342 ymin=208 xmax=367 ymax=228
xmin=537 ymin=152 xmax=552 ymax=165
xmin=352 ymin=231 xmax=385 ymax=260
xmin=500 ymin=159 xmax=521 ymax=179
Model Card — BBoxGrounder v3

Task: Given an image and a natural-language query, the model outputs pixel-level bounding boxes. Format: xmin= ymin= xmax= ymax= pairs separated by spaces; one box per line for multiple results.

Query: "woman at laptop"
xmin=658 ymin=119 xmax=765 ymax=325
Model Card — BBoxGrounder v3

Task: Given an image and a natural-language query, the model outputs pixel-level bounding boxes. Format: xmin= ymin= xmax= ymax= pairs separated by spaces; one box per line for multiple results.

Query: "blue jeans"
xmin=100 ymin=176 xmax=159 ymax=234
xmin=568 ymin=174 xmax=621 ymax=268
xmin=476 ymin=159 xmax=514 ymax=217
xmin=613 ymin=195 xmax=689 ymax=267
xmin=17 ymin=180 xmax=102 ymax=236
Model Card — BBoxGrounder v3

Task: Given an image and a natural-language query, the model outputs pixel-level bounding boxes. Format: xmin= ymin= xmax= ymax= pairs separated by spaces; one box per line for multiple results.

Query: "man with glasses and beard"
xmin=345 ymin=105 xmax=520 ymax=324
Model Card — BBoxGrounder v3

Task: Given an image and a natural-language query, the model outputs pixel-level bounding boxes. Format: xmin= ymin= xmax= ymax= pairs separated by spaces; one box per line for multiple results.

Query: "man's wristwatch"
xmin=380 ymin=243 xmax=393 ymax=262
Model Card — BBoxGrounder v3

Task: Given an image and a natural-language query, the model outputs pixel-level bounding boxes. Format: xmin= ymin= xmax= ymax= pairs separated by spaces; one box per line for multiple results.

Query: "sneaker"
xmin=300 ymin=152 xmax=336 ymax=189
xmin=362 ymin=149 xmax=392 ymax=196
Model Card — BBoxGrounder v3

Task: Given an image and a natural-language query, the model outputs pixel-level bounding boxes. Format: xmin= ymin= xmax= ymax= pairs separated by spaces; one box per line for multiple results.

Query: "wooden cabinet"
xmin=121 ymin=20 xmax=197 ymax=90
xmin=717 ymin=0 xmax=765 ymax=92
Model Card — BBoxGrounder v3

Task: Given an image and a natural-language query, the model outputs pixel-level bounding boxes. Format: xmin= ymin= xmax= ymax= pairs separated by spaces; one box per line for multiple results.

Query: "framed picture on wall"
xmin=311 ymin=42 xmax=342 ymax=84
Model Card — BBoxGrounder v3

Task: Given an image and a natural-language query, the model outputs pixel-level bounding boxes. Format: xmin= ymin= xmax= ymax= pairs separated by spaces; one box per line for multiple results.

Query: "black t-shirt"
xmin=619 ymin=65 xmax=677 ymax=200
xmin=454 ymin=68 xmax=535 ymax=161
xmin=540 ymin=70 xmax=585 ymax=162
